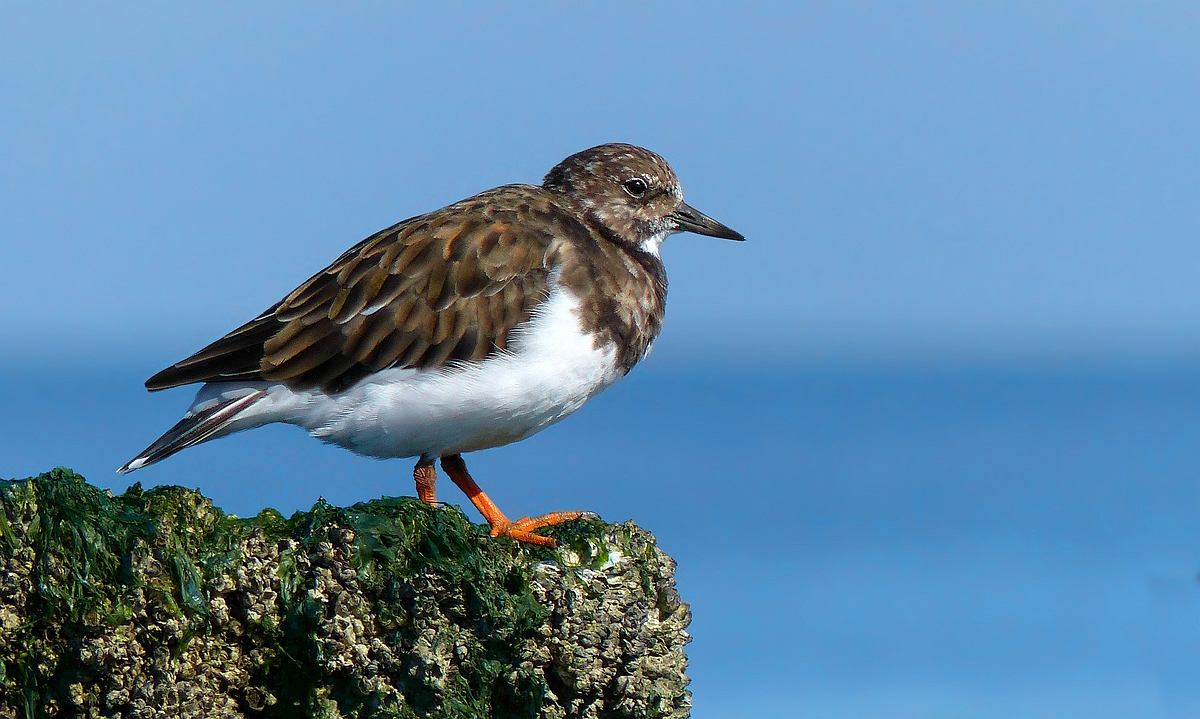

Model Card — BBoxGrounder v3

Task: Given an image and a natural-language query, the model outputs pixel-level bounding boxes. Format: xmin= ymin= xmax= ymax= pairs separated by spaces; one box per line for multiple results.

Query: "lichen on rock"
xmin=0 ymin=469 xmax=691 ymax=719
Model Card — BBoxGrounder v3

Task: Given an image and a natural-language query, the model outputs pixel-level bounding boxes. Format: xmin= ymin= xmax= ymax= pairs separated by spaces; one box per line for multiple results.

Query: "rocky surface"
xmin=0 ymin=469 xmax=691 ymax=719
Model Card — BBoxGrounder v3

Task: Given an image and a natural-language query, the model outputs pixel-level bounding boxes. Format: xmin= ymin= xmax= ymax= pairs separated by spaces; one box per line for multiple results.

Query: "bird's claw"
xmin=489 ymin=510 xmax=595 ymax=547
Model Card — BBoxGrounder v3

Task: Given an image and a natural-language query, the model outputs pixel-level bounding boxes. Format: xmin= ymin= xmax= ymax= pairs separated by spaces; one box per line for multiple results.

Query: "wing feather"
xmin=145 ymin=186 xmax=565 ymax=393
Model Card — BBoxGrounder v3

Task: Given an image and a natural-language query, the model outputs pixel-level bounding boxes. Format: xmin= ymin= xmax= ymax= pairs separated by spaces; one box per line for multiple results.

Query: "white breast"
xmin=204 ymin=279 xmax=622 ymax=460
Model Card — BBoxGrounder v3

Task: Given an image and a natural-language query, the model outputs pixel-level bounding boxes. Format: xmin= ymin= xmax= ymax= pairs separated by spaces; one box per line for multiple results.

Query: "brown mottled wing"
xmin=145 ymin=186 xmax=560 ymax=393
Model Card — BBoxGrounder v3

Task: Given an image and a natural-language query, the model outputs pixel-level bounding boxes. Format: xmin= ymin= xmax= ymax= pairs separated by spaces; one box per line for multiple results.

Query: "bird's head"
xmin=542 ymin=143 xmax=744 ymax=255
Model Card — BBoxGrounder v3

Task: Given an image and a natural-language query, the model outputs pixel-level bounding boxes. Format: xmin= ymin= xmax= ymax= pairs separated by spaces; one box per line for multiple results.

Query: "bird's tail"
xmin=118 ymin=389 xmax=267 ymax=474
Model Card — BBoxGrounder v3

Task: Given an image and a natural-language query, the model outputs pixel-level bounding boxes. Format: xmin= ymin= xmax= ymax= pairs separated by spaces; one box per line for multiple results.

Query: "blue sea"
xmin=3 ymin=357 xmax=1198 ymax=719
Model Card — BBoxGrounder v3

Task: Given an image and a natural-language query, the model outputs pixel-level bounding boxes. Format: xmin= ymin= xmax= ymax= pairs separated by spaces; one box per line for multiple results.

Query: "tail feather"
xmin=118 ymin=390 xmax=267 ymax=473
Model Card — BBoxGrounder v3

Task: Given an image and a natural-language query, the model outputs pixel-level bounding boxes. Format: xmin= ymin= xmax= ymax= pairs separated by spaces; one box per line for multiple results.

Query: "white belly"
xmin=198 ymin=282 xmax=622 ymax=459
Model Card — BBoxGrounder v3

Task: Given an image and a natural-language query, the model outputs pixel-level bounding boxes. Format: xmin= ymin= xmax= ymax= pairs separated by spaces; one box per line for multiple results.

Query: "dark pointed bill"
xmin=672 ymin=202 xmax=745 ymax=241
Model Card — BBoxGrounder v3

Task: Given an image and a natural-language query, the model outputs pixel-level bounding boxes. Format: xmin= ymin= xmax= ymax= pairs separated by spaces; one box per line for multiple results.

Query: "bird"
xmin=119 ymin=143 xmax=744 ymax=546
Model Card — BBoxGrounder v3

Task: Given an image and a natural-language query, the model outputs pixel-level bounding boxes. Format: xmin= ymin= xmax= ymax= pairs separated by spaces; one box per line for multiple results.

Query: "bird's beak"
xmin=672 ymin=202 xmax=745 ymax=241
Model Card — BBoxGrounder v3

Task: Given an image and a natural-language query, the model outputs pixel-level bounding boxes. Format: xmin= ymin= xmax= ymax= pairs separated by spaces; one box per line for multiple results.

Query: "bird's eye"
xmin=622 ymin=178 xmax=648 ymax=198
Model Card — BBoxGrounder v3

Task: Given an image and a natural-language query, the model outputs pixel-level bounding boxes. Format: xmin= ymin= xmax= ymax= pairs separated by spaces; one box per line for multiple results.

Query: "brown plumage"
xmin=148 ymin=188 xmax=554 ymax=392
xmin=146 ymin=144 xmax=741 ymax=395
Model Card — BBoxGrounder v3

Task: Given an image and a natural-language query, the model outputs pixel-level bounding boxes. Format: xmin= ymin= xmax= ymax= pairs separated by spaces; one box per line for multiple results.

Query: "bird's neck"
xmin=559 ymin=218 xmax=668 ymax=375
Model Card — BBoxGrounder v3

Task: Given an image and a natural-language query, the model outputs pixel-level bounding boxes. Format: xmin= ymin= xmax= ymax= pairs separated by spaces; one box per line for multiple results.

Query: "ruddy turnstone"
xmin=119 ymin=143 xmax=743 ymax=546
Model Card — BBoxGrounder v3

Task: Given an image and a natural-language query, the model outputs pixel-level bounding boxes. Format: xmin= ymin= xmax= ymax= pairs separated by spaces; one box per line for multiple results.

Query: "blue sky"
xmin=2 ymin=2 xmax=1196 ymax=365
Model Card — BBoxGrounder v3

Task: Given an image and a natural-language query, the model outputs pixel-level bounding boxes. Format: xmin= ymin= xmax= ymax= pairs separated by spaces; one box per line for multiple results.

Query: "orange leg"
xmin=440 ymin=454 xmax=593 ymax=547
xmin=414 ymin=458 xmax=438 ymax=506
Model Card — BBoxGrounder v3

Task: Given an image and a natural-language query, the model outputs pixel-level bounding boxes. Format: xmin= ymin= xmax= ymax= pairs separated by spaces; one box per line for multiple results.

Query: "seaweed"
xmin=0 ymin=469 xmax=691 ymax=719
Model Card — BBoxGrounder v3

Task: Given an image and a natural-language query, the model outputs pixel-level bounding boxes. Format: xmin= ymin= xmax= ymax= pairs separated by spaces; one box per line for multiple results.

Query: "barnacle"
xmin=0 ymin=470 xmax=690 ymax=718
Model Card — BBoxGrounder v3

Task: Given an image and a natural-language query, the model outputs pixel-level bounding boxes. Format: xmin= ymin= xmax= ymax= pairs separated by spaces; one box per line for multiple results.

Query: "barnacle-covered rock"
xmin=0 ymin=469 xmax=691 ymax=719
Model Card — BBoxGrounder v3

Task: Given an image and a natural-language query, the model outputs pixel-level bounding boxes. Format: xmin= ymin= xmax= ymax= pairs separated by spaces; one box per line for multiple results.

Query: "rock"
xmin=0 ymin=469 xmax=691 ymax=719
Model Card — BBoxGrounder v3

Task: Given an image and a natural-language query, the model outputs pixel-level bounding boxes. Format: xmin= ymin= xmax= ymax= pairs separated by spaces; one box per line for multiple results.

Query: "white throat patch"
xmin=639 ymin=229 xmax=672 ymax=258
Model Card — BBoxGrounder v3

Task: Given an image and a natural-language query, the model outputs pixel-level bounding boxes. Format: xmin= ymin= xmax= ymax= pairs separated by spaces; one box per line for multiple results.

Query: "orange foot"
xmin=436 ymin=454 xmax=594 ymax=547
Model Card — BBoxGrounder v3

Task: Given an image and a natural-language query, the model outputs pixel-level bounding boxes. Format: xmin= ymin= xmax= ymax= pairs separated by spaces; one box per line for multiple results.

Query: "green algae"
xmin=0 ymin=469 xmax=690 ymax=719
